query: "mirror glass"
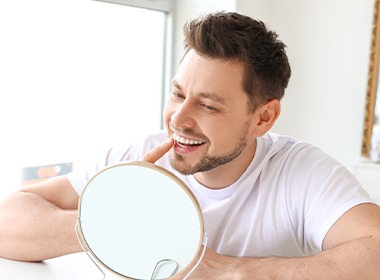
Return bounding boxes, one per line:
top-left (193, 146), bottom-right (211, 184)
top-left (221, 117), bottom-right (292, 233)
top-left (76, 161), bottom-right (205, 279)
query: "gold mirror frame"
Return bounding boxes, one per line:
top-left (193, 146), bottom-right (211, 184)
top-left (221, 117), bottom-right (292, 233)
top-left (362, 0), bottom-right (380, 157)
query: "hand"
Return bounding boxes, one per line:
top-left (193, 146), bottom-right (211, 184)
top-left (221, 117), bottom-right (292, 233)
top-left (142, 137), bottom-right (174, 163)
top-left (172, 247), bottom-right (246, 280)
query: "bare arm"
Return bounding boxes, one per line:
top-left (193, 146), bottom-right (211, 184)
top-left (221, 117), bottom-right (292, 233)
top-left (0, 138), bottom-right (175, 262)
top-left (0, 176), bottom-right (82, 261)
top-left (174, 203), bottom-right (380, 279)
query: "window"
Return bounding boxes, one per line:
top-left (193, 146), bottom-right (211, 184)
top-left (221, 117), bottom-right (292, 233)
top-left (0, 0), bottom-right (172, 194)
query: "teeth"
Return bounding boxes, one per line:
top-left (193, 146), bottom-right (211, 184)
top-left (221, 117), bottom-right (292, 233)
top-left (174, 133), bottom-right (205, 146)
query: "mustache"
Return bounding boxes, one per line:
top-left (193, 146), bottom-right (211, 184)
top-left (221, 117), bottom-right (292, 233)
top-left (169, 123), bottom-right (207, 140)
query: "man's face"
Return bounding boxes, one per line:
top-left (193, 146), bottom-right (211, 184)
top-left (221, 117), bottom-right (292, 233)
top-left (163, 50), bottom-right (258, 175)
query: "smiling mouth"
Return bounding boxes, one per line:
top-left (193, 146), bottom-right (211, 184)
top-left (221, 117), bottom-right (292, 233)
top-left (173, 133), bottom-right (206, 147)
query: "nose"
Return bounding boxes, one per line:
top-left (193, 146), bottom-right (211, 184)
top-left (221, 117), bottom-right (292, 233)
top-left (170, 100), bottom-right (196, 129)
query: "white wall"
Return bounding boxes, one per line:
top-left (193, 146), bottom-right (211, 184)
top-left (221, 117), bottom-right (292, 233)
top-left (0, 1), bottom-right (165, 196)
top-left (172, 0), bottom-right (236, 71)
top-left (174, 0), bottom-right (374, 170)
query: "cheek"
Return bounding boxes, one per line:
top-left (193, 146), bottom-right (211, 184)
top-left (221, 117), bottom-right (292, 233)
top-left (206, 117), bottom-right (251, 148)
top-left (199, 119), bottom-right (231, 148)
top-left (163, 102), bottom-right (172, 124)
top-left (162, 100), bottom-right (183, 132)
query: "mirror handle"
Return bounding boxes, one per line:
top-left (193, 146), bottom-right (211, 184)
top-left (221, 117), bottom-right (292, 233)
top-left (183, 231), bottom-right (209, 280)
top-left (75, 218), bottom-right (106, 280)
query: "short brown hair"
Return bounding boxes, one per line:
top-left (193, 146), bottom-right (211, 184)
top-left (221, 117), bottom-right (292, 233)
top-left (183, 12), bottom-right (291, 111)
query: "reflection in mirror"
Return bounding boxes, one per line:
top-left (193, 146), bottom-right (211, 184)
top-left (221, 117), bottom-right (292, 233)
top-left (75, 161), bottom-right (207, 280)
top-left (363, 0), bottom-right (380, 161)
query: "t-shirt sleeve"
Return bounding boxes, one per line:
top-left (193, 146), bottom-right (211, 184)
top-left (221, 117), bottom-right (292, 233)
top-left (67, 131), bottom-right (168, 195)
top-left (306, 165), bottom-right (372, 250)
top-left (67, 145), bottom-right (136, 195)
top-left (286, 146), bottom-right (373, 252)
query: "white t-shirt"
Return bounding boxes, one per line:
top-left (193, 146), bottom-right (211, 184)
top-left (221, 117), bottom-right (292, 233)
top-left (68, 131), bottom-right (372, 258)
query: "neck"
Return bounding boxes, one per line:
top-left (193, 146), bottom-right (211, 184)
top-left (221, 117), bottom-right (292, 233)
top-left (193, 138), bottom-right (257, 189)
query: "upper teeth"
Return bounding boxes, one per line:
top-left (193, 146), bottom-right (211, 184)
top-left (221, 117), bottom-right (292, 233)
top-left (174, 133), bottom-right (205, 145)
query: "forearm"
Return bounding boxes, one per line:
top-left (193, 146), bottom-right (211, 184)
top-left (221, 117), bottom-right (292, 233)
top-left (0, 191), bottom-right (81, 261)
top-left (225, 237), bottom-right (380, 279)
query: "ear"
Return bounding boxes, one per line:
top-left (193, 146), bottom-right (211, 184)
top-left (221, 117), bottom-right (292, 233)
top-left (252, 99), bottom-right (281, 137)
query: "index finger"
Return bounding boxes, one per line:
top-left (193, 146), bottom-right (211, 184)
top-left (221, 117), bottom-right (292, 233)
top-left (142, 137), bottom-right (174, 163)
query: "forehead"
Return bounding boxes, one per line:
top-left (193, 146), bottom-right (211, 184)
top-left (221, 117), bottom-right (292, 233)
top-left (173, 50), bottom-right (246, 98)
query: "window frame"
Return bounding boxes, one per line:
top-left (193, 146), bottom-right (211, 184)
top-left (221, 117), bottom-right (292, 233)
top-left (94, 0), bottom-right (174, 12)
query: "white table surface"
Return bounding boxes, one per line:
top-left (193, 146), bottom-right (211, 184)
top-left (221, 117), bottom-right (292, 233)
top-left (0, 252), bottom-right (124, 280)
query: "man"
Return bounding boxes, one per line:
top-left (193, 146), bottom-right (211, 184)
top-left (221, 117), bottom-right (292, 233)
top-left (1, 12), bottom-right (380, 279)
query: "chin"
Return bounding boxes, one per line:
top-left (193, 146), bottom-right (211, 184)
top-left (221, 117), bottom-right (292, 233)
top-left (168, 152), bottom-right (197, 175)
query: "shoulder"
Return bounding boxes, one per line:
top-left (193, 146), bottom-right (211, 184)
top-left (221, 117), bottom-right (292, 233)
top-left (258, 132), bottom-right (316, 169)
top-left (260, 132), bottom-right (338, 165)
top-left (260, 132), bottom-right (355, 188)
top-left (258, 132), bottom-right (369, 212)
top-left (68, 131), bottom-right (170, 195)
top-left (258, 132), bottom-right (371, 251)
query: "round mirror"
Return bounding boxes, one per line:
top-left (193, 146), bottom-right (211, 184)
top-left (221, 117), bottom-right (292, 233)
top-left (76, 161), bottom-right (205, 280)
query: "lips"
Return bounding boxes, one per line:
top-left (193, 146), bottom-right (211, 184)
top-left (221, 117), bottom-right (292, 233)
top-left (173, 133), bottom-right (206, 147)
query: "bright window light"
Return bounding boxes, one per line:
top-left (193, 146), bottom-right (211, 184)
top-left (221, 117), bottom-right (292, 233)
top-left (0, 0), bottom-right (167, 193)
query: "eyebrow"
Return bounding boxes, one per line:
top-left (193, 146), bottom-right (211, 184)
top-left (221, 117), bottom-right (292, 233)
top-left (172, 79), bottom-right (226, 105)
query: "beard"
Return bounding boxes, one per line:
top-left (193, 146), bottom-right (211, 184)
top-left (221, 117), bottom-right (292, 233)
top-left (169, 120), bottom-right (251, 175)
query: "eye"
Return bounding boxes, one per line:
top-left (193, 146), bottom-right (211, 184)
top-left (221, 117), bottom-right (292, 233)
top-left (201, 103), bottom-right (218, 111)
top-left (171, 91), bottom-right (185, 100)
